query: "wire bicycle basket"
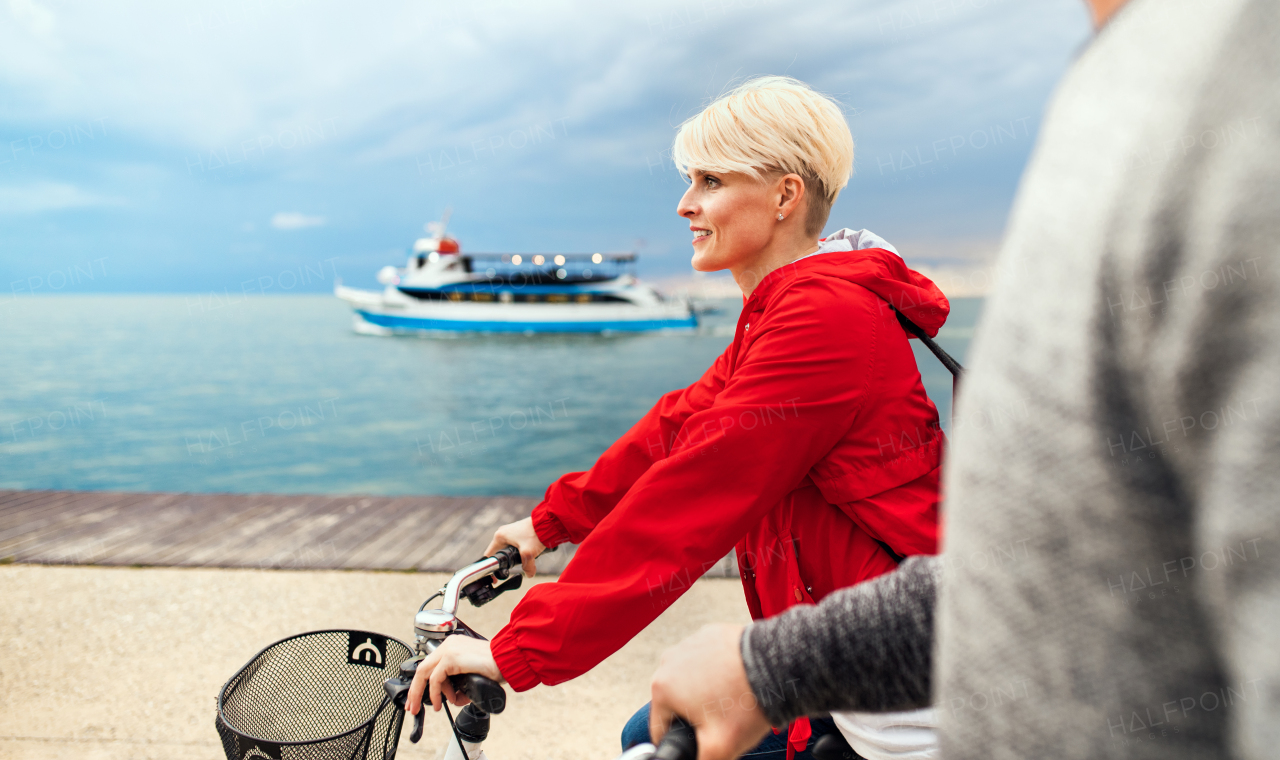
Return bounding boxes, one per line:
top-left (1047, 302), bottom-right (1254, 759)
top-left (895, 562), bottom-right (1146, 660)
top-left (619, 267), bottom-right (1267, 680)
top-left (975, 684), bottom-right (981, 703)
top-left (216, 630), bottom-right (415, 760)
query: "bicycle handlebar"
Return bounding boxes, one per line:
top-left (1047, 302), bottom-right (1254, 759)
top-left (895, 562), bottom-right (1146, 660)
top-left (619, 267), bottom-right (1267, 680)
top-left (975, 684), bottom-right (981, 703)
top-left (618, 718), bottom-right (698, 760)
top-left (389, 546), bottom-right (528, 743)
top-left (445, 547), bottom-right (517, 714)
top-left (652, 718), bottom-right (697, 760)
top-left (439, 545), bottom-right (525, 613)
top-left (449, 672), bottom-right (507, 714)
top-left (492, 544), bottom-right (522, 575)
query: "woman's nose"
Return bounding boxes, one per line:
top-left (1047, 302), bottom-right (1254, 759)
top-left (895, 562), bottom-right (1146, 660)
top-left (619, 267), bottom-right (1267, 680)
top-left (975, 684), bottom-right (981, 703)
top-left (676, 186), bottom-right (697, 218)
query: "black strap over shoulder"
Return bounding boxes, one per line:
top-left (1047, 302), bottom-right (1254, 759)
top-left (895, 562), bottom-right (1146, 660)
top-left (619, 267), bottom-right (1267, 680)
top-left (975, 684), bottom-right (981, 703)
top-left (875, 539), bottom-right (907, 565)
top-left (873, 308), bottom-right (964, 567)
top-left (891, 307), bottom-right (964, 379)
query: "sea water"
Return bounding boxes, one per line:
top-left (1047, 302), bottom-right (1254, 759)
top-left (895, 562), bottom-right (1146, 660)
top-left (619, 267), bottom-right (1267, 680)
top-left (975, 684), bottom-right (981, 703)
top-left (0, 295), bottom-right (980, 496)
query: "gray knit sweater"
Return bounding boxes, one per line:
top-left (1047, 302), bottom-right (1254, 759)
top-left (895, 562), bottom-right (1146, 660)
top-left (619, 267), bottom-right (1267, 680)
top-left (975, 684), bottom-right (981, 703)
top-left (742, 555), bottom-right (939, 718)
top-left (742, 0), bottom-right (1280, 757)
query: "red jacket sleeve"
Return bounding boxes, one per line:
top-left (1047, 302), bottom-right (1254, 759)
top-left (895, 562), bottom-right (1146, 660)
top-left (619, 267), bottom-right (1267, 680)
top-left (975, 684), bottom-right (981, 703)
top-left (491, 277), bottom-right (883, 690)
top-left (531, 345), bottom-right (733, 547)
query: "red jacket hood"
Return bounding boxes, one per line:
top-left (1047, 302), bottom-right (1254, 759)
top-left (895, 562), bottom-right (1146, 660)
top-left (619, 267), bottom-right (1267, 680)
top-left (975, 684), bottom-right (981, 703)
top-left (749, 247), bottom-right (951, 337)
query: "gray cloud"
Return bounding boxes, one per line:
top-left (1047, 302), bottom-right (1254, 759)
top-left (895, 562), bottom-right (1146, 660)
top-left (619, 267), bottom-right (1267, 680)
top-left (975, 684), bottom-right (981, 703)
top-left (0, 0), bottom-right (1091, 292)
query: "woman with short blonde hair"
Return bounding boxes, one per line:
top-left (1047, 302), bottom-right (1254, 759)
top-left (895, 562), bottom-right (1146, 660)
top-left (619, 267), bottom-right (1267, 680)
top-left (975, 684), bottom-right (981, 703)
top-left (673, 75), bottom-right (854, 237)
top-left (410, 76), bottom-right (950, 759)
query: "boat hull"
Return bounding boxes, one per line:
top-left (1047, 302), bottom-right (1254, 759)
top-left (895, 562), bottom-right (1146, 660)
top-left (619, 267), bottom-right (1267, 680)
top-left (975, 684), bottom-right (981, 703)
top-left (338, 286), bottom-right (697, 335)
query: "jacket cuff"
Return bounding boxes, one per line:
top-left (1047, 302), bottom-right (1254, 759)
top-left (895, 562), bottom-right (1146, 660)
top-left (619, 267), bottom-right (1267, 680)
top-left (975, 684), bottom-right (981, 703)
top-left (490, 625), bottom-right (542, 692)
top-left (531, 503), bottom-right (572, 548)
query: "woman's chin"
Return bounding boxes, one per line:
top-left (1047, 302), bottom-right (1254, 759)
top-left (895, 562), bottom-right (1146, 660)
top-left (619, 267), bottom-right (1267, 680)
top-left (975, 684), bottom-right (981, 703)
top-left (690, 250), bottom-right (726, 272)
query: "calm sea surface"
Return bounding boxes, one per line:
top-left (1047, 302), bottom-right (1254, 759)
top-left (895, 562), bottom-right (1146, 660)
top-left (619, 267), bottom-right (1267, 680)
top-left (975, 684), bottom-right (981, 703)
top-left (0, 295), bottom-right (982, 497)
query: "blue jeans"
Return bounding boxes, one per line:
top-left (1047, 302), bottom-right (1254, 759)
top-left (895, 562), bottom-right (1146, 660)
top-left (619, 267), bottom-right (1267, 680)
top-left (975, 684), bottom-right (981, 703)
top-left (621, 703), bottom-right (840, 759)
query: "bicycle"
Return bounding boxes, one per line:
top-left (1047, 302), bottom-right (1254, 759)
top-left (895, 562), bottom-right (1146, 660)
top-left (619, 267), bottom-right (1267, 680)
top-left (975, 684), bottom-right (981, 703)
top-left (216, 545), bottom-right (697, 760)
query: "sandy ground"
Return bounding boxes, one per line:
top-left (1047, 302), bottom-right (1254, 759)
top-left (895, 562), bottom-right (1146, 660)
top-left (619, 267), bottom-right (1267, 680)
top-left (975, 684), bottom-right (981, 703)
top-left (0, 564), bottom-right (751, 760)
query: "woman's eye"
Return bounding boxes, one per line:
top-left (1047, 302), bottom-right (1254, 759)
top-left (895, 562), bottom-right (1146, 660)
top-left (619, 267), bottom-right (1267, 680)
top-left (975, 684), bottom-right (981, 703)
top-left (704, 176), bottom-right (720, 188)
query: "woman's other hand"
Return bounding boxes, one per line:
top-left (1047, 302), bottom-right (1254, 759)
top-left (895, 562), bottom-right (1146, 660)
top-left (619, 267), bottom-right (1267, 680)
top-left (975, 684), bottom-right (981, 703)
top-left (405, 636), bottom-right (504, 715)
top-left (485, 516), bottom-right (546, 577)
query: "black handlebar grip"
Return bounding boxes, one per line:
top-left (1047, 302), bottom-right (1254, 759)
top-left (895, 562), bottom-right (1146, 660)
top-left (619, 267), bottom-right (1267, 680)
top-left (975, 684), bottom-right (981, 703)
top-left (653, 717), bottom-right (697, 760)
top-left (449, 672), bottom-right (507, 714)
top-left (493, 545), bottom-right (522, 578)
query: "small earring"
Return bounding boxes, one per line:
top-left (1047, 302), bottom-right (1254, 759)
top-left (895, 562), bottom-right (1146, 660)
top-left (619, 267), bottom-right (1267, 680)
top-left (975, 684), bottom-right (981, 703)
top-left (777, 213), bottom-right (784, 221)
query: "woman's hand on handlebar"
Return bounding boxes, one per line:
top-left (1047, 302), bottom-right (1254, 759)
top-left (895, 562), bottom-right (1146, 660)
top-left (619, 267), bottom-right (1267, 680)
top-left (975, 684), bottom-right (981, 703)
top-left (485, 517), bottom-right (546, 578)
top-left (406, 636), bottom-right (503, 716)
top-left (649, 623), bottom-right (772, 760)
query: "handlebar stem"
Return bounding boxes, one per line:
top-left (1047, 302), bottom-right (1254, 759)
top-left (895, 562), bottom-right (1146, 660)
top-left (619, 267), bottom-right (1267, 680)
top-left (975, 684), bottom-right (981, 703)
top-left (414, 609), bottom-right (458, 653)
top-left (439, 556), bottom-right (502, 614)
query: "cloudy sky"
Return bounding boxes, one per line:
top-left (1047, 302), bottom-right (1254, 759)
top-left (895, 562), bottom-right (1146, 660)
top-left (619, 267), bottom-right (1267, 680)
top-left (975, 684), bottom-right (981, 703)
top-left (0, 0), bottom-right (1091, 295)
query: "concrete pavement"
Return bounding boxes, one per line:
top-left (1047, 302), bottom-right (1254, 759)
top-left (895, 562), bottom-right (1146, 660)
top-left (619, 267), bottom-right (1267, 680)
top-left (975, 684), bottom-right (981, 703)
top-left (0, 564), bottom-right (751, 760)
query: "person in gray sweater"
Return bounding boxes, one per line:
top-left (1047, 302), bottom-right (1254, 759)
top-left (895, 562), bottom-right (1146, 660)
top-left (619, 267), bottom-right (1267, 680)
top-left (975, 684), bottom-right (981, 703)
top-left (647, 0), bottom-right (1280, 757)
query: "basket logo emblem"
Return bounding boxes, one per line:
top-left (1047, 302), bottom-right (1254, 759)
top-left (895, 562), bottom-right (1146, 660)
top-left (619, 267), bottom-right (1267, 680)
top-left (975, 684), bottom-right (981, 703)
top-left (353, 639), bottom-right (382, 664)
top-left (347, 632), bottom-right (388, 668)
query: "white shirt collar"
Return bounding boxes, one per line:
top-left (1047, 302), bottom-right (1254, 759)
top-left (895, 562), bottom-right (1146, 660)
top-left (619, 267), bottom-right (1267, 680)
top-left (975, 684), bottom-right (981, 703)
top-left (797, 228), bottom-right (901, 261)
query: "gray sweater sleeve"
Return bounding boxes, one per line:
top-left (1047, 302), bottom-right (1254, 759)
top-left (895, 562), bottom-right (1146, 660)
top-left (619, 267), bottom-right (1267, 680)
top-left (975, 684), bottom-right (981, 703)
top-left (740, 555), bottom-right (939, 726)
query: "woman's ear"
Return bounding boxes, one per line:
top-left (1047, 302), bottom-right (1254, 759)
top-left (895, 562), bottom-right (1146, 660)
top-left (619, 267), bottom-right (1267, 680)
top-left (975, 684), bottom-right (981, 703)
top-left (778, 173), bottom-right (807, 220)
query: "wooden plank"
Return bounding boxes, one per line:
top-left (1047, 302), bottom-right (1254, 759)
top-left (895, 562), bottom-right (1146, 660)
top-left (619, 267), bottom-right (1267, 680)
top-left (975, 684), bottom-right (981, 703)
top-left (131, 492), bottom-right (298, 566)
top-left (0, 490), bottom-right (93, 531)
top-left (176, 494), bottom-right (325, 567)
top-left (392, 497), bottom-right (491, 571)
top-left (91, 492), bottom-right (273, 566)
top-left (302, 496), bottom-right (435, 570)
top-left (337, 497), bottom-right (458, 570)
top-left (376, 497), bottom-right (481, 570)
top-left (13, 492), bottom-right (184, 564)
top-left (0, 489), bottom-right (107, 530)
top-left (0, 490), bottom-right (635, 577)
top-left (280, 495), bottom-right (401, 569)
top-left (0, 488), bottom-right (58, 512)
top-left (0, 489), bottom-right (68, 516)
top-left (325, 496), bottom-right (437, 569)
top-left (418, 497), bottom-right (531, 571)
top-left (213, 494), bottom-right (405, 569)
top-left (217, 491), bottom-right (360, 568)
top-left (21, 491), bottom-right (189, 562)
top-left (0, 491), bottom-right (150, 556)
top-left (103, 492), bottom-right (283, 566)
top-left (0, 489), bottom-right (144, 539)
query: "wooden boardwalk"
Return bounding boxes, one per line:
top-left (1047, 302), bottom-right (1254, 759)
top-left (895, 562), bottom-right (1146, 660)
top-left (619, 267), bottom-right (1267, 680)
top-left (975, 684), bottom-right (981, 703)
top-left (0, 490), bottom-right (740, 577)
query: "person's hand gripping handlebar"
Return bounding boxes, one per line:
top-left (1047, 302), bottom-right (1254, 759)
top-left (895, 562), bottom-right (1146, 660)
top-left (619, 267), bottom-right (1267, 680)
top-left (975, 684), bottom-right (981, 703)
top-left (616, 717), bottom-right (698, 760)
top-left (485, 516), bottom-right (547, 578)
top-left (383, 545), bottom-right (526, 743)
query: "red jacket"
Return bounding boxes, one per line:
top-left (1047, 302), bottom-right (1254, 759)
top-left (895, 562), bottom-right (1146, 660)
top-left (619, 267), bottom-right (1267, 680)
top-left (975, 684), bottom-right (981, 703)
top-left (490, 247), bottom-right (949, 692)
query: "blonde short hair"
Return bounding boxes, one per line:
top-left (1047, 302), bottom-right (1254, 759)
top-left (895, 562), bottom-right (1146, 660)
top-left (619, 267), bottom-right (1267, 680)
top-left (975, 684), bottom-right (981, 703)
top-left (672, 76), bottom-right (855, 236)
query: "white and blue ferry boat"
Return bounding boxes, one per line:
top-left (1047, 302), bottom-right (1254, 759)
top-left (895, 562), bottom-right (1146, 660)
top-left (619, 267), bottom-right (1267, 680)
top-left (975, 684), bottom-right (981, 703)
top-left (335, 218), bottom-right (697, 335)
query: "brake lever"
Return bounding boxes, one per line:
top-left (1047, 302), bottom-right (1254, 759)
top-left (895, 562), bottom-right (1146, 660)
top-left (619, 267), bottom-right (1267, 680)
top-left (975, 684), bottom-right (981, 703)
top-left (410, 702), bottom-right (426, 744)
top-left (383, 661), bottom-right (427, 743)
top-left (459, 543), bottom-right (555, 607)
top-left (383, 644), bottom-right (508, 747)
top-left (460, 572), bottom-right (523, 607)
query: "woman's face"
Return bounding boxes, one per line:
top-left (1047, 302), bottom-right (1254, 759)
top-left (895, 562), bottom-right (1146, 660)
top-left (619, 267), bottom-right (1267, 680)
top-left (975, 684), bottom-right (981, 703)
top-left (677, 169), bottom-right (779, 274)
